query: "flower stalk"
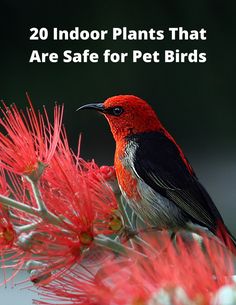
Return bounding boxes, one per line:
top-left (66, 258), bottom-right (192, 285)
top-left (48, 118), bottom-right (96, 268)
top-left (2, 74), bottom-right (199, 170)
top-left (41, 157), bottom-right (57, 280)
top-left (94, 234), bottom-right (147, 257)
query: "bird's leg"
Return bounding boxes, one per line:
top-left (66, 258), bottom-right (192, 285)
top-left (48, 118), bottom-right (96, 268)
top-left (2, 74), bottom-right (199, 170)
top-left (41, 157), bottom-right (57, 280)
top-left (119, 226), bottom-right (138, 243)
top-left (170, 231), bottom-right (176, 242)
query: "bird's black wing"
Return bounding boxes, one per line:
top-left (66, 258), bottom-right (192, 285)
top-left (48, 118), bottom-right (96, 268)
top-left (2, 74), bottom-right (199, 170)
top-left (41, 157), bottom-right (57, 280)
top-left (127, 131), bottom-right (223, 232)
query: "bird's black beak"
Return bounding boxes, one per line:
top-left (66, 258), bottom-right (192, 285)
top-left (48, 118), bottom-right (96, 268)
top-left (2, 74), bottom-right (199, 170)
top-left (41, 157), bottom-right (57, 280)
top-left (76, 103), bottom-right (105, 113)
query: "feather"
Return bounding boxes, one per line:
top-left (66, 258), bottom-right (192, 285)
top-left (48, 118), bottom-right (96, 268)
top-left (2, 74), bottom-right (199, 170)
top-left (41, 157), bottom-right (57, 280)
top-left (125, 131), bottom-right (223, 233)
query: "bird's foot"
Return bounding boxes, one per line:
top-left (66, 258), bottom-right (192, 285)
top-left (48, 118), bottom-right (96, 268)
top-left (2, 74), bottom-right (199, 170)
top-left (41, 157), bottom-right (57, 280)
top-left (120, 226), bottom-right (138, 242)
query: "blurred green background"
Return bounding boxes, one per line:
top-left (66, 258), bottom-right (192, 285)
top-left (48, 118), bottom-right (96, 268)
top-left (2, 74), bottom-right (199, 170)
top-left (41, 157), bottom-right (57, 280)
top-left (0, 1), bottom-right (235, 236)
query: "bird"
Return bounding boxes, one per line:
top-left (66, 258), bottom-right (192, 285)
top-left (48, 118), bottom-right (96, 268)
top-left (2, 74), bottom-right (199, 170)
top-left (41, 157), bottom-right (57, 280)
top-left (78, 95), bottom-right (236, 250)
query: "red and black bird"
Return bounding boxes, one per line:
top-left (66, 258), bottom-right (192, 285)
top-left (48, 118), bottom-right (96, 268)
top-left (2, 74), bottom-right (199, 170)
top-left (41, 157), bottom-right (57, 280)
top-left (79, 95), bottom-right (236, 249)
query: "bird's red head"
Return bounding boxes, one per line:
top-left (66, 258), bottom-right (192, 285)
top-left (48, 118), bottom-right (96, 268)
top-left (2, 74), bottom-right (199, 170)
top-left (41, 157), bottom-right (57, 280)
top-left (78, 95), bottom-right (162, 141)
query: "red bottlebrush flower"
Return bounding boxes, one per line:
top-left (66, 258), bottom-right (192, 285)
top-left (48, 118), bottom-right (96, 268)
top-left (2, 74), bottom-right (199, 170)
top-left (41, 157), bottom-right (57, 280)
top-left (0, 125), bottom-right (121, 285)
top-left (99, 165), bottom-right (117, 183)
top-left (0, 216), bottom-right (15, 249)
top-left (33, 265), bottom-right (101, 305)
top-left (0, 95), bottom-right (63, 176)
top-left (0, 169), bottom-right (22, 286)
top-left (41, 131), bottom-right (121, 238)
top-left (90, 165), bottom-right (120, 195)
top-left (35, 232), bottom-right (235, 305)
top-left (0, 169), bottom-right (15, 249)
top-left (25, 156), bottom-right (120, 283)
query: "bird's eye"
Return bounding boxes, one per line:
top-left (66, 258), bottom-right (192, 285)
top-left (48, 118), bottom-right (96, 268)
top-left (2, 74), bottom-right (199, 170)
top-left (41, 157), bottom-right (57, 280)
top-left (112, 107), bottom-right (124, 116)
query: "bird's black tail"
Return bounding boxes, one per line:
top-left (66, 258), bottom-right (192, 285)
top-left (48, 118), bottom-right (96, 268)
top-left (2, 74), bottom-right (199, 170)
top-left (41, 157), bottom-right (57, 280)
top-left (218, 223), bottom-right (236, 256)
top-left (227, 229), bottom-right (236, 255)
